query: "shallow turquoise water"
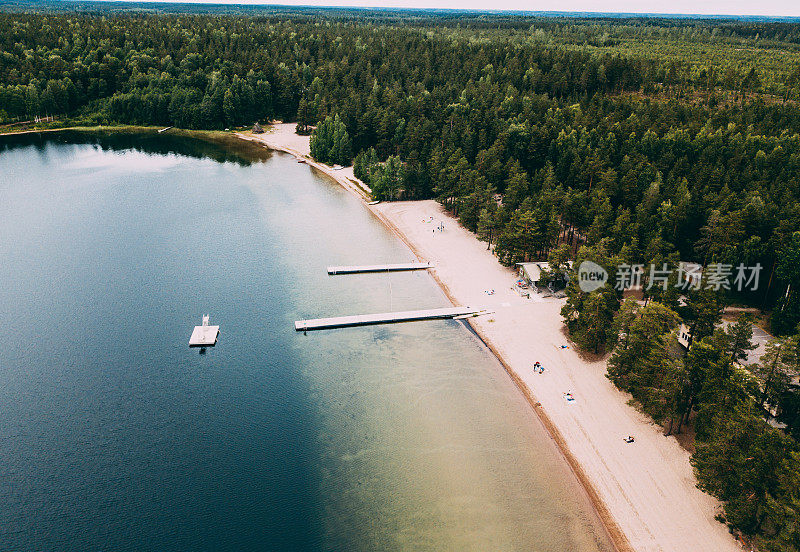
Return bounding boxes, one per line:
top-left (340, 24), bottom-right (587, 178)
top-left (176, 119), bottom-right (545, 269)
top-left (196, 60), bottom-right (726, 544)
top-left (0, 132), bottom-right (613, 552)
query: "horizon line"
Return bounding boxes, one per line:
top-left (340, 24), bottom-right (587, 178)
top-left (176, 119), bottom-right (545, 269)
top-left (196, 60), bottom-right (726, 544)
top-left (49, 0), bottom-right (800, 20)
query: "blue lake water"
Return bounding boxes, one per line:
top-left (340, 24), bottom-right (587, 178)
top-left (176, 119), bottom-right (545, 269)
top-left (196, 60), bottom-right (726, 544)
top-left (0, 131), bottom-right (613, 551)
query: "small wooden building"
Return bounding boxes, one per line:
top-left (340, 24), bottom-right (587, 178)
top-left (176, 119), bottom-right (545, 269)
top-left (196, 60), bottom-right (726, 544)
top-left (517, 261), bottom-right (572, 288)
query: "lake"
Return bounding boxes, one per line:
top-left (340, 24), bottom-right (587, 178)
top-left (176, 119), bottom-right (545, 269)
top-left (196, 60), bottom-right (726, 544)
top-left (0, 131), bottom-right (613, 551)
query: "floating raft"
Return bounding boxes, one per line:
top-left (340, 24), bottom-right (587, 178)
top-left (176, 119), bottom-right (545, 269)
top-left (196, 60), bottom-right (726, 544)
top-left (295, 306), bottom-right (479, 331)
top-left (189, 315), bottom-right (219, 347)
top-left (327, 262), bottom-right (432, 275)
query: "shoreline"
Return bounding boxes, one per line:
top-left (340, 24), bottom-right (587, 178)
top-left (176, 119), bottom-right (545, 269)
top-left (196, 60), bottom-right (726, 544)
top-left (0, 124), bottom-right (172, 137)
top-left (234, 125), bottom-right (372, 200)
top-left (240, 124), bottom-right (742, 552)
top-left (241, 124), bottom-right (630, 550)
top-left (368, 206), bottom-right (629, 552)
top-left (367, 203), bottom-right (740, 552)
top-left (0, 125), bottom-right (272, 159)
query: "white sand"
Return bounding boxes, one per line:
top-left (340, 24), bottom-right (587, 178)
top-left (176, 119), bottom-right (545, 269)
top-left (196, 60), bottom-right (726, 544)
top-left (244, 122), bottom-right (312, 156)
top-left (237, 125), bottom-right (743, 552)
top-left (370, 201), bottom-right (743, 552)
top-left (236, 123), bottom-right (369, 199)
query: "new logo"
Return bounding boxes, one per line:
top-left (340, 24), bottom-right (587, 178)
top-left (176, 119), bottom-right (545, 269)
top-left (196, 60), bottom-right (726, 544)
top-left (578, 261), bottom-right (608, 293)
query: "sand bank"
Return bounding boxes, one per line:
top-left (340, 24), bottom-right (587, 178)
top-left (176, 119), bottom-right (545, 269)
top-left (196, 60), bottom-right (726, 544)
top-left (371, 202), bottom-right (742, 552)
top-left (235, 123), bottom-right (370, 199)
top-left (239, 124), bottom-right (743, 552)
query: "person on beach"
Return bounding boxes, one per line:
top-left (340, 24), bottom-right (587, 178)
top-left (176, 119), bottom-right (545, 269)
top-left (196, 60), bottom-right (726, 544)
top-left (624, 436), bottom-right (635, 443)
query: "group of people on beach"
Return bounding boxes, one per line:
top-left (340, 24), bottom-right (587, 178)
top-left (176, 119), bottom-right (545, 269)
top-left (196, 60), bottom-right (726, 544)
top-left (425, 216), bottom-right (445, 235)
top-left (532, 361), bottom-right (544, 374)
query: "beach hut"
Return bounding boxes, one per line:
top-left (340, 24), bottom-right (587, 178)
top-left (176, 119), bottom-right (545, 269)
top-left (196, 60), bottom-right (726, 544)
top-left (252, 122), bottom-right (264, 134)
top-left (517, 262), bottom-right (542, 286)
top-left (517, 261), bottom-right (572, 289)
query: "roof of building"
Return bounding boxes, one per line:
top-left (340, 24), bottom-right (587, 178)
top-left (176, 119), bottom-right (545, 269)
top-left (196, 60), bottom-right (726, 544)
top-left (516, 261), bottom-right (573, 282)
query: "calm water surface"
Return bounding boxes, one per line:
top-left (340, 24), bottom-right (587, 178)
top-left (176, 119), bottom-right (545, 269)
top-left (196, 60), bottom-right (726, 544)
top-left (0, 132), bottom-right (613, 551)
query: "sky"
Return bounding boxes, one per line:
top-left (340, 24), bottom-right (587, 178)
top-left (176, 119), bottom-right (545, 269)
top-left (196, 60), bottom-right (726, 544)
top-left (99, 0), bottom-right (800, 17)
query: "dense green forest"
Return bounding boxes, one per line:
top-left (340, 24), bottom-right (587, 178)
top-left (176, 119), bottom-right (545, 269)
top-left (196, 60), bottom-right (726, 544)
top-left (1, 5), bottom-right (800, 550)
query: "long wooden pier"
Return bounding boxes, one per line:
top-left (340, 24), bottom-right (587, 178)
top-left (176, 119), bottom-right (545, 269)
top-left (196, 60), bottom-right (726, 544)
top-left (295, 306), bottom-right (478, 331)
top-left (327, 262), bottom-right (431, 275)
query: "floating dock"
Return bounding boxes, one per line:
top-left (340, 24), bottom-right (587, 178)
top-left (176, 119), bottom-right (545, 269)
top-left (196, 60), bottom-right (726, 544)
top-left (327, 262), bottom-right (432, 275)
top-left (295, 306), bottom-right (479, 331)
top-left (189, 314), bottom-right (219, 347)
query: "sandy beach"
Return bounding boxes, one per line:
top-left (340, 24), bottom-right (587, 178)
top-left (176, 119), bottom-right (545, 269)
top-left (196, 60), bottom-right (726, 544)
top-left (235, 123), bottom-right (370, 199)
top-left (242, 125), bottom-right (742, 552)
